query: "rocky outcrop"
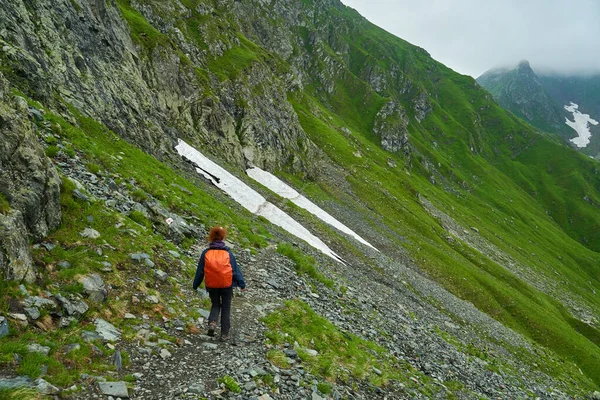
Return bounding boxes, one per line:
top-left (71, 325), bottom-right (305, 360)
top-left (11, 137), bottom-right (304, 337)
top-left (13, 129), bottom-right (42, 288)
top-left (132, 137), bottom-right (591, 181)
top-left (0, 73), bottom-right (61, 282)
top-left (373, 100), bottom-right (410, 154)
top-left (0, 0), bottom-right (321, 176)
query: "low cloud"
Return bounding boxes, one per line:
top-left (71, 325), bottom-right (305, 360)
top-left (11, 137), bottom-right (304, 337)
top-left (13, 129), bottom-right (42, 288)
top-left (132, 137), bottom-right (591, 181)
top-left (341, 0), bottom-right (600, 77)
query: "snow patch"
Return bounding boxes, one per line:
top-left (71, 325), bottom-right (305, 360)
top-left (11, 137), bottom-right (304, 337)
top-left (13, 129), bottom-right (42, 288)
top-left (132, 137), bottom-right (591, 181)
top-left (247, 167), bottom-right (377, 251)
top-left (564, 102), bottom-right (598, 148)
top-left (175, 139), bottom-right (343, 263)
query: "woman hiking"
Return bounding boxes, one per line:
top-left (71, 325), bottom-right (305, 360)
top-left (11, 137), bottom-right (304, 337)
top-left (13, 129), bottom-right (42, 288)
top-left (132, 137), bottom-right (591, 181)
top-left (193, 226), bottom-right (246, 341)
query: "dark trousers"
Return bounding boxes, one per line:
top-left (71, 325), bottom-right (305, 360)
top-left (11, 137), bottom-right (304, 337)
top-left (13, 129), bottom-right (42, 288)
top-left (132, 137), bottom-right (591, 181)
top-left (207, 287), bottom-right (233, 334)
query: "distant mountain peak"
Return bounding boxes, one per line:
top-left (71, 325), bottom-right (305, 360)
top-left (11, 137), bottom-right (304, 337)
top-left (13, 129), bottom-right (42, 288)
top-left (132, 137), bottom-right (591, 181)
top-left (517, 60), bottom-right (534, 74)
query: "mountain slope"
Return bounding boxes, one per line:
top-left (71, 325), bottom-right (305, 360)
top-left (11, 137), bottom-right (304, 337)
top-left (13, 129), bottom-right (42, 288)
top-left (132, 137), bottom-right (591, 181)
top-left (0, 0), bottom-right (600, 397)
top-left (478, 61), bottom-right (600, 158)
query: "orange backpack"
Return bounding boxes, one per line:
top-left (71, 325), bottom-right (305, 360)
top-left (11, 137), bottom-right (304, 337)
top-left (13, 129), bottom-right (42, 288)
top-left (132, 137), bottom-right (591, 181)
top-left (204, 249), bottom-right (233, 288)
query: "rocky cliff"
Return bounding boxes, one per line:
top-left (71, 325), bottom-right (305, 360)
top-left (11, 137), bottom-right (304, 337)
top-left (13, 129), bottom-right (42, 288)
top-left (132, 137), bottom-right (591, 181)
top-left (0, 73), bottom-right (61, 282)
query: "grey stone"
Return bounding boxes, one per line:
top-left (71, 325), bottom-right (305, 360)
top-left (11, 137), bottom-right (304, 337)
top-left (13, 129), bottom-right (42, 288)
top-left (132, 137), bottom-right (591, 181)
top-left (55, 293), bottom-right (88, 316)
top-left (302, 348), bottom-right (318, 357)
top-left (114, 349), bottom-right (123, 370)
top-left (198, 309), bottom-right (210, 319)
top-left (19, 284), bottom-right (28, 295)
top-left (28, 343), bottom-right (50, 356)
top-left (124, 313), bottom-right (136, 319)
top-left (266, 279), bottom-right (280, 289)
top-left (130, 253), bottom-right (150, 261)
top-left (0, 376), bottom-right (32, 389)
top-left (244, 381), bottom-right (257, 391)
top-left (41, 243), bottom-right (56, 251)
top-left (372, 367), bottom-right (382, 376)
top-left (64, 343), bottom-right (81, 353)
top-left (144, 258), bottom-right (155, 268)
top-left (33, 378), bottom-right (59, 394)
top-left (592, 391), bottom-right (600, 400)
top-left (95, 318), bottom-right (121, 341)
top-left (0, 316), bottom-right (8, 337)
top-left (80, 228), bottom-right (100, 239)
top-left (284, 349), bottom-right (298, 358)
top-left (57, 260), bottom-right (72, 269)
top-left (160, 349), bottom-right (172, 359)
top-left (154, 269), bottom-right (168, 281)
top-left (73, 189), bottom-right (90, 202)
top-left (0, 211), bottom-right (35, 282)
top-left (146, 295), bottom-right (159, 304)
top-left (188, 381), bottom-right (205, 394)
top-left (81, 330), bottom-right (103, 342)
top-left (23, 296), bottom-right (56, 309)
top-left (312, 392), bottom-right (326, 400)
top-left (81, 273), bottom-right (108, 302)
top-left (202, 343), bottom-right (218, 350)
top-left (24, 307), bottom-right (40, 320)
top-left (168, 250), bottom-right (181, 258)
top-left (98, 381), bottom-right (129, 398)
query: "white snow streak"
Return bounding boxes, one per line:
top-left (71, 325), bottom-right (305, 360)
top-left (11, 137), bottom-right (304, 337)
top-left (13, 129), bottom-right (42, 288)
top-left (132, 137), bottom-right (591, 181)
top-left (175, 139), bottom-right (343, 263)
top-left (564, 102), bottom-right (598, 148)
top-left (247, 167), bottom-right (378, 251)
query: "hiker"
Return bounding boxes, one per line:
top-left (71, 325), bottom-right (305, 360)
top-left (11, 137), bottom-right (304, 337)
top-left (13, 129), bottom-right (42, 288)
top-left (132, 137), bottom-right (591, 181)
top-left (193, 226), bottom-right (246, 341)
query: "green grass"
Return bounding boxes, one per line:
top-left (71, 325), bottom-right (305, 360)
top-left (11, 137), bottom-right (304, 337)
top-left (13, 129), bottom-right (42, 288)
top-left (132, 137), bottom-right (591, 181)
top-left (45, 145), bottom-right (59, 158)
top-left (276, 243), bottom-right (334, 288)
top-left (0, 388), bottom-right (41, 400)
top-left (115, 0), bottom-right (170, 55)
top-left (217, 375), bottom-right (241, 393)
top-left (263, 300), bottom-right (401, 385)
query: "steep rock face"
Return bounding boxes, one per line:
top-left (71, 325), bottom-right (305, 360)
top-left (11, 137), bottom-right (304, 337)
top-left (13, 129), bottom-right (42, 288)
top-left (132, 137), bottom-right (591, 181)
top-left (477, 61), bottom-right (565, 133)
top-left (0, 0), bottom-right (320, 175)
top-left (0, 74), bottom-right (61, 281)
top-left (229, 0), bottom-right (433, 156)
top-left (373, 100), bottom-right (409, 154)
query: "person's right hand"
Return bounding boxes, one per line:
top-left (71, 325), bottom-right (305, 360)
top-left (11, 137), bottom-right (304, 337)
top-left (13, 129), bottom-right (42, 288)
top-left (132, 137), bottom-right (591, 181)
top-left (241, 288), bottom-right (247, 292)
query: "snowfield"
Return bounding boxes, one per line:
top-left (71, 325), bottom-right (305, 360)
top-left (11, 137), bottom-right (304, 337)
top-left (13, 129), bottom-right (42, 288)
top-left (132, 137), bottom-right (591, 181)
top-left (175, 139), bottom-right (344, 263)
top-left (564, 102), bottom-right (598, 148)
top-left (247, 167), bottom-right (377, 251)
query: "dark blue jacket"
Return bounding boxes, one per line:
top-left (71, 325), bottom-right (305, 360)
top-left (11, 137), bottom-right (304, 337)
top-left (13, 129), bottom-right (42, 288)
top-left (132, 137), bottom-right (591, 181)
top-left (193, 241), bottom-right (246, 290)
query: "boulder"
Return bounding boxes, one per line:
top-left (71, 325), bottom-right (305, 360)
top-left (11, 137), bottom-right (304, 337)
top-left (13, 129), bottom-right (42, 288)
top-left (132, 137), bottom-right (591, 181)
top-left (55, 294), bottom-right (88, 317)
top-left (0, 376), bottom-right (32, 390)
top-left (95, 318), bottom-right (121, 342)
top-left (98, 381), bottom-right (129, 398)
top-left (32, 378), bottom-right (59, 395)
top-left (81, 274), bottom-right (107, 302)
top-left (0, 211), bottom-right (35, 282)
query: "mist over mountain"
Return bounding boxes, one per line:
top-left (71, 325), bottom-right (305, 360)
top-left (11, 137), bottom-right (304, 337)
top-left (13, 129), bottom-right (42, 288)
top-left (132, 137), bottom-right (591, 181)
top-left (478, 60), bottom-right (600, 158)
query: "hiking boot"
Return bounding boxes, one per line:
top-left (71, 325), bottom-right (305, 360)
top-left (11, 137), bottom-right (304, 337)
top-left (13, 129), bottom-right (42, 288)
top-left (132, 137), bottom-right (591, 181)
top-left (219, 333), bottom-right (231, 342)
top-left (207, 321), bottom-right (217, 337)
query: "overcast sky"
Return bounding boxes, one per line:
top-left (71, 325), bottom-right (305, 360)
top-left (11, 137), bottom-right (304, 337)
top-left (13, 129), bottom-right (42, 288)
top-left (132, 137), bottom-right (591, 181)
top-left (340, 0), bottom-right (600, 78)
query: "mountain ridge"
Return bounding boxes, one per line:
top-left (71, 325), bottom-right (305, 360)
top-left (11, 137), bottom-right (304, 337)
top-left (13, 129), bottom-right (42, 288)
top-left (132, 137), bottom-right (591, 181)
top-left (477, 60), bottom-right (600, 158)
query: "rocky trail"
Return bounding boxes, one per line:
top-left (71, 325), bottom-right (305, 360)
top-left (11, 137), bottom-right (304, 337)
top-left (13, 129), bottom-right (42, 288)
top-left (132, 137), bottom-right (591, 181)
top-left (61, 241), bottom-right (580, 400)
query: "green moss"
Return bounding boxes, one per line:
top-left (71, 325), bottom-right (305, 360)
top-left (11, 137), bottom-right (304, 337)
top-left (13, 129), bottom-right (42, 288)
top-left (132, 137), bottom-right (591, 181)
top-left (0, 193), bottom-right (10, 214)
